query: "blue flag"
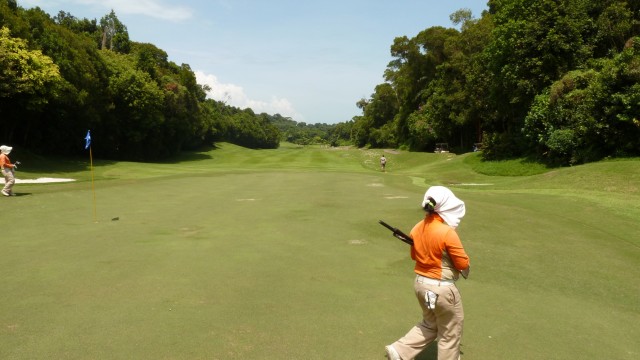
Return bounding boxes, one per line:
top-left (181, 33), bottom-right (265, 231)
top-left (84, 130), bottom-right (91, 150)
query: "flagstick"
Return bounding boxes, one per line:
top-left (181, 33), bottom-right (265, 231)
top-left (89, 145), bottom-right (97, 222)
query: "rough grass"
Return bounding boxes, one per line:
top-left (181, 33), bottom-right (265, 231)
top-left (1, 144), bottom-right (638, 359)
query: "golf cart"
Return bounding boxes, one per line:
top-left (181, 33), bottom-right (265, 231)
top-left (434, 143), bottom-right (449, 153)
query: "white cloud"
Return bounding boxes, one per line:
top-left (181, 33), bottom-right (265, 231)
top-left (24, 0), bottom-right (193, 22)
top-left (104, 0), bottom-right (193, 21)
top-left (195, 71), bottom-right (304, 121)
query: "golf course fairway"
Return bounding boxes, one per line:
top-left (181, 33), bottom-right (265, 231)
top-left (1, 143), bottom-right (638, 359)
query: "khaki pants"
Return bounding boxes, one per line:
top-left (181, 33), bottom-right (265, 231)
top-left (392, 277), bottom-right (464, 360)
top-left (2, 168), bottom-right (15, 194)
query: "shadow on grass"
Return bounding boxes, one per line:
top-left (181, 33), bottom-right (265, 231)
top-left (150, 144), bottom-right (219, 164)
top-left (11, 149), bottom-right (118, 175)
top-left (413, 341), bottom-right (467, 360)
top-left (463, 152), bottom-right (553, 176)
top-left (11, 145), bottom-right (222, 174)
top-left (415, 342), bottom-right (438, 360)
top-left (154, 152), bottom-right (213, 164)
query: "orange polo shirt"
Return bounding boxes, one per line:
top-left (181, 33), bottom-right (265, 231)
top-left (410, 214), bottom-right (469, 281)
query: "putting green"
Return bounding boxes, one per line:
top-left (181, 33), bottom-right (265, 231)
top-left (0, 144), bottom-right (638, 359)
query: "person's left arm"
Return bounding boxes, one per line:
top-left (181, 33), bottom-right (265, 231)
top-left (445, 230), bottom-right (469, 271)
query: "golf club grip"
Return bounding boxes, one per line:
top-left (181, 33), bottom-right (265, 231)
top-left (378, 220), bottom-right (414, 246)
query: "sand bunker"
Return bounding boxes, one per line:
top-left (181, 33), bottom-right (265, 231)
top-left (1, 178), bottom-right (76, 184)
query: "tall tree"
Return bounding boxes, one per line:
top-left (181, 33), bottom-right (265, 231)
top-left (415, 10), bottom-right (493, 151)
top-left (0, 26), bottom-right (61, 143)
top-left (99, 10), bottom-right (130, 53)
top-left (5, 0), bottom-right (16, 11)
top-left (53, 11), bottom-right (99, 36)
top-left (484, 0), bottom-right (593, 144)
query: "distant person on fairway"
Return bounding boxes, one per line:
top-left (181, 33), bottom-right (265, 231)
top-left (1, 145), bottom-right (19, 196)
top-left (385, 186), bottom-right (470, 360)
top-left (380, 154), bottom-right (387, 172)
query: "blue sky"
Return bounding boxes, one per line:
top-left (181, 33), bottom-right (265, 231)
top-left (21, 0), bottom-right (488, 124)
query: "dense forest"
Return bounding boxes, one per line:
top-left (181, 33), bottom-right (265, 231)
top-left (0, 0), bottom-right (281, 160)
top-left (2, 0), bottom-right (640, 165)
top-left (354, 0), bottom-right (640, 165)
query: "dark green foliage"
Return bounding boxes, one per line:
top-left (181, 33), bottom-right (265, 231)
top-left (223, 109), bottom-right (280, 149)
top-left (0, 3), bottom-right (286, 160)
top-left (523, 38), bottom-right (640, 165)
top-left (269, 115), bottom-right (344, 146)
top-left (349, 0), bottom-right (640, 165)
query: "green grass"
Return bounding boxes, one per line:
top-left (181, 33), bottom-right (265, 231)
top-left (463, 152), bottom-right (551, 176)
top-left (1, 144), bottom-right (639, 359)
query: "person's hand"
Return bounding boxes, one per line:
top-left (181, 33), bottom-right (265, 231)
top-left (460, 266), bottom-right (470, 279)
top-left (13, 164), bottom-right (17, 170)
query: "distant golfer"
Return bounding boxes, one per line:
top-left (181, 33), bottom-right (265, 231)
top-left (380, 154), bottom-right (387, 172)
top-left (1, 145), bottom-right (18, 196)
top-left (385, 186), bottom-right (470, 360)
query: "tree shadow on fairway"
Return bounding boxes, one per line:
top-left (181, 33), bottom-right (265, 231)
top-left (10, 150), bottom-right (118, 175)
top-left (154, 144), bottom-right (217, 164)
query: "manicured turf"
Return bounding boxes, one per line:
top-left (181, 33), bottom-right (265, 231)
top-left (1, 143), bottom-right (638, 359)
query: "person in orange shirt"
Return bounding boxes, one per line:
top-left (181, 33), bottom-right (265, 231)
top-left (385, 186), bottom-right (470, 360)
top-left (1, 145), bottom-right (19, 196)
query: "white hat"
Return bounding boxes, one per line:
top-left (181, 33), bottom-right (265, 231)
top-left (422, 186), bottom-right (466, 229)
top-left (0, 145), bottom-right (12, 154)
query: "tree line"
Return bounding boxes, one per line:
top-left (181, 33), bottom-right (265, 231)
top-left (352, 0), bottom-right (640, 165)
top-left (0, 0), bottom-right (279, 161)
top-left (2, 0), bottom-right (639, 166)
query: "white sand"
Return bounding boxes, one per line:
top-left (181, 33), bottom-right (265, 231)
top-left (1, 178), bottom-right (76, 184)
